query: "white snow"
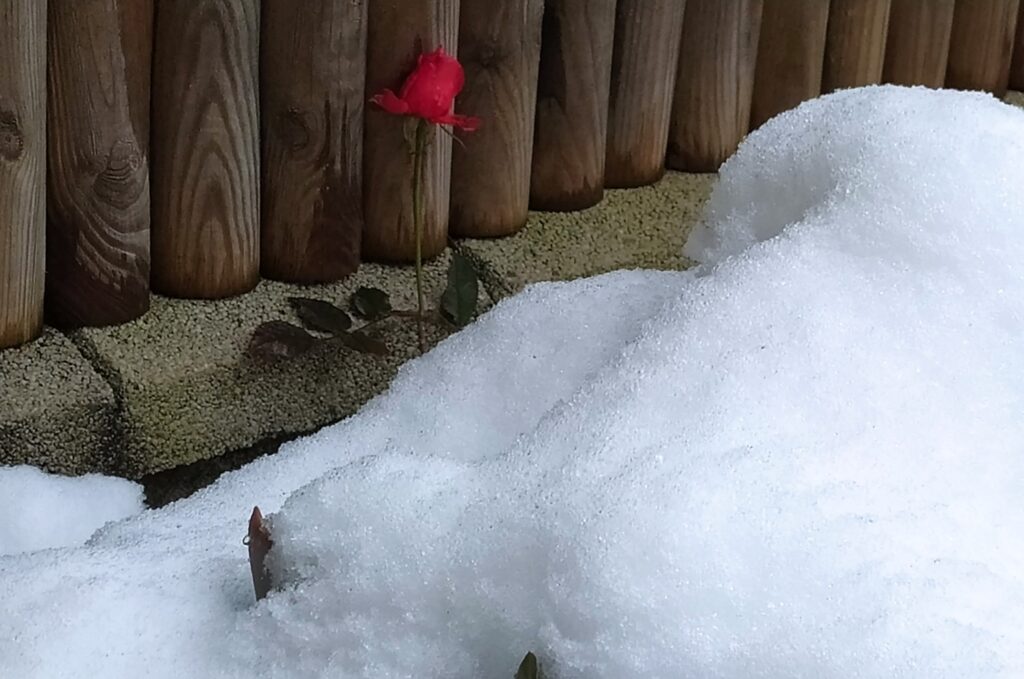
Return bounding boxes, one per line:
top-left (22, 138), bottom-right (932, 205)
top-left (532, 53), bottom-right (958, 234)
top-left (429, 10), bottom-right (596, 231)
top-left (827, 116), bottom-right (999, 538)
top-left (2, 85), bottom-right (1023, 678)
top-left (0, 465), bottom-right (144, 556)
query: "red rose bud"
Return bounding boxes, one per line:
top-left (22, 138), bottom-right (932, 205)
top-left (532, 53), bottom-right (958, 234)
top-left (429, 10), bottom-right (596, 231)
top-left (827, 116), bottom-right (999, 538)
top-left (371, 46), bottom-right (481, 131)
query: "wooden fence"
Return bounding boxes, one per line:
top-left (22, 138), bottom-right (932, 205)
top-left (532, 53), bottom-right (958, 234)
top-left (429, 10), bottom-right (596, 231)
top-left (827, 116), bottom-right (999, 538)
top-left (1, 0), bottom-right (1022, 349)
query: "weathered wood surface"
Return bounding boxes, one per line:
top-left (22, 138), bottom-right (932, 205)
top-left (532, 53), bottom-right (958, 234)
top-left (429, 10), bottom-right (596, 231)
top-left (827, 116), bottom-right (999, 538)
top-left (260, 0), bottom-right (366, 282)
top-left (46, 0), bottom-right (152, 328)
top-left (882, 0), bottom-right (955, 88)
top-left (529, 0), bottom-right (617, 211)
top-left (668, 0), bottom-right (763, 172)
top-left (449, 0), bottom-right (544, 237)
top-left (150, 0), bottom-right (261, 298)
top-left (947, 0), bottom-right (1021, 96)
top-left (363, 0), bottom-right (459, 262)
top-left (118, 0), bottom-right (155, 145)
top-left (1010, 0), bottom-right (1024, 90)
top-left (0, 0), bottom-right (46, 348)
top-left (822, 0), bottom-right (892, 93)
top-left (750, 0), bottom-right (830, 129)
top-left (605, 0), bottom-right (687, 189)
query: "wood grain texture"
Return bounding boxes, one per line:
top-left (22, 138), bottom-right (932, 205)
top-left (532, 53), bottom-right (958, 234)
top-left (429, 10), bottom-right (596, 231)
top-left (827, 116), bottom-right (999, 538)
top-left (750, 0), bottom-right (830, 130)
top-left (449, 0), bottom-right (544, 237)
top-left (529, 0), bottom-right (617, 211)
top-left (0, 0), bottom-right (45, 349)
top-left (362, 0), bottom-right (459, 263)
top-left (822, 0), bottom-right (892, 92)
top-left (947, 0), bottom-right (1021, 96)
top-left (261, 0), bottom-right (366, 282)
top-left (119, 0), bottom-right (154, 143)
top-left (46, 0), bottom-right (152, 328)
top-left (882, 0), bottom-right (954, 87)
top-left (1010, 0), bottom-right (1024, 90)
top-left (668, 0), bottom-right (763, 172)
top-left (150, 0), bottom-right (260, 298)
top-left (605, 0), bottom-right (687, 189)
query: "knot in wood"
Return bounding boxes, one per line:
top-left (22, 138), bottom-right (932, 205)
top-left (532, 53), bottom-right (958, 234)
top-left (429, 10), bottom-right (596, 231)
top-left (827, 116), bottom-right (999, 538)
top-left (474, 41), bottom-right (507, 71)
top-left (278, 108), bottom-right (313, 152)
top-left (0, 111), bottom-right (24, 161)
top-left (93, 138), bottom-right (146, 209)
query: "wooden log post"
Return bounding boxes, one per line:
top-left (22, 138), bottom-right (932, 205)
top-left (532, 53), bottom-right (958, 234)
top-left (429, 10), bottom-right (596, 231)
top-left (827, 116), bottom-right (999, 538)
top-left (363, 0), bottom-right (459, 262)
top-left (605, 0), bottom-right (688, 189)
top-left (46, 0), bottom-right (153, 328)
top-left (260, 0), bottom-right (366, 283)
top-left (151, 0), bottom-right (260, 298)
top-left (882, 0), bottom-right (955, 88)
top-left (449, 0), bottom-right (544, 237)
top-left (0, 0), bottom-right (45, 349)
top-left (529, 0), bottom-right (617, 211)
top-left (750, 0), bottom-right (830, 130)
top-left (947, 0), bottom-right (1021, 96)
top-left (119, 0), bottom-right (154, 141)
top-left (822, 0), bottom-right (892, 93)
top-left (668, 0), bottom-right (764, 172)
top-left (1010, 0), bottom-right (1024, 90)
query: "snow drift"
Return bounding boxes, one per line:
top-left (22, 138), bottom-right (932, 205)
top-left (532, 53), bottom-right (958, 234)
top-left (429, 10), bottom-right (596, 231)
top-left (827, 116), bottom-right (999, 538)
top-left (0, 465), bottom-right (143, 556)
top-left (2, 85), bottom-right (1022, 678)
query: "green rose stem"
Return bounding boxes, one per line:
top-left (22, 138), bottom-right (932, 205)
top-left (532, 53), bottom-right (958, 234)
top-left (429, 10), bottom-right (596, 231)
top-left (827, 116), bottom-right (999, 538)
top-left (411, 119), bottom-right (429, 354)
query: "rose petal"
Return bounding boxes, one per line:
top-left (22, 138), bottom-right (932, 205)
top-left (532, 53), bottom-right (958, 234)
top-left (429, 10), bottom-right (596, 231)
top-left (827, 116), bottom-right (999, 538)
top-left (398, 45), bottom-right (467, 120)
top-left (432, 113), bottom-right (482, 132)
top-left (370, 89), bottom-right (410, 116)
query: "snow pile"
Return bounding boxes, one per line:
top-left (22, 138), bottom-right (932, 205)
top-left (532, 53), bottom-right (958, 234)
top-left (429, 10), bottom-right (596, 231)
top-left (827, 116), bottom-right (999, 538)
top-left (0, 465), bottom-right (144, 556)
top-left (1, 85), bottom-right (1023, 678)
